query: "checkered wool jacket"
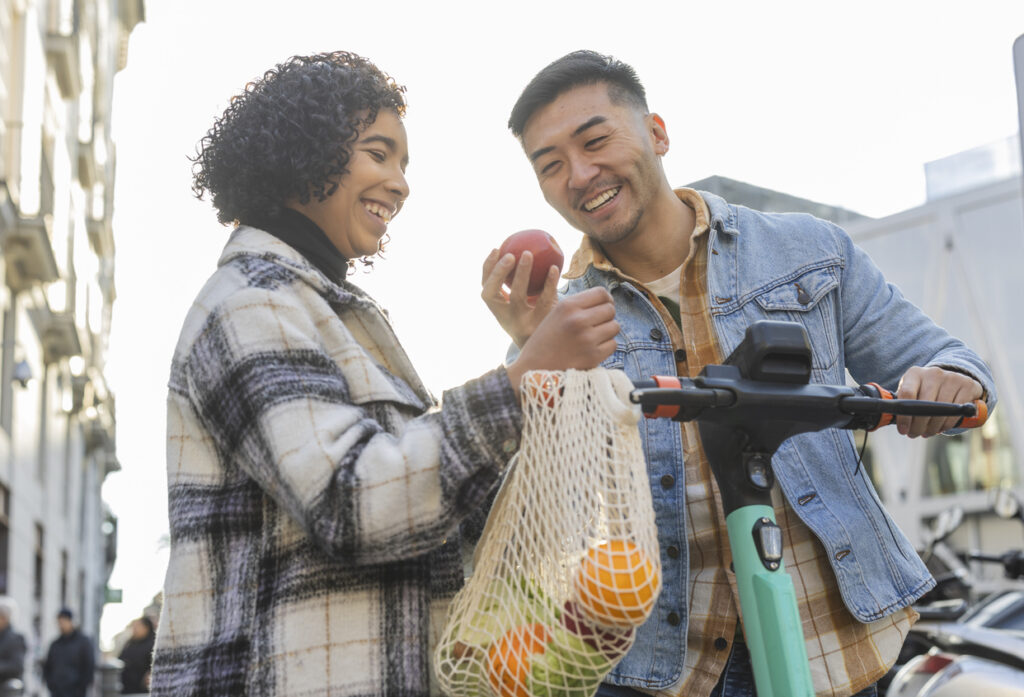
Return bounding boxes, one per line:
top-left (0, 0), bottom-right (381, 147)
top-left (151, 226), bottom-right (522, 697)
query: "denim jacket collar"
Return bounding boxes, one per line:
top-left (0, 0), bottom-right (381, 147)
top-left (700, 189), bottom-right (742, 237)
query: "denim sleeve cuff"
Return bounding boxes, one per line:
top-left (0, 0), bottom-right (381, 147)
top-left (933, 363), bottom-right (990, 402)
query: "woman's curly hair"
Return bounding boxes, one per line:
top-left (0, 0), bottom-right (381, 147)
top-left (191, 51), bottom-right (407, 227)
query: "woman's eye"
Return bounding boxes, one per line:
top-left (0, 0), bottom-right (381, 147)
top-left (368, 150), bottom-right (386, 162)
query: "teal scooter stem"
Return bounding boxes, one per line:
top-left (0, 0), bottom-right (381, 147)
top-left (726, 505), bottom-right (813, 697)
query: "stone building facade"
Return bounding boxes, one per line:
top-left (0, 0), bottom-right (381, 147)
top-left (0, 0), bottom-right (143, 692)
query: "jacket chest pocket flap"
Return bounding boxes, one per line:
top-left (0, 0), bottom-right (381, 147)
top-left (339, 349), bottom-right (429, 413)
top-left (752, 266), bottom-right (840, 372)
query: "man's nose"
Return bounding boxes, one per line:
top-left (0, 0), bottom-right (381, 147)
top-left (567, 155), bottom-right (599, 190)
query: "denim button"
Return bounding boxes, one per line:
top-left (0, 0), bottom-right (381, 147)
top-left (650, 327), bottom-right (663, 341)
top-left (795, 282), bottom-right (812, 305)
top-left (661, 474), bottom-right (675, 489)
top-left (667, 612), bottom-right (681, 626)
top-left (666, 545), bottom-right (680, 559)
top-left (714, 637), bottom-right (728, 650)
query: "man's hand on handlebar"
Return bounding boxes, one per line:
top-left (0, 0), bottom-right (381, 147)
top-left (895, 366), bottom-right (984, 438)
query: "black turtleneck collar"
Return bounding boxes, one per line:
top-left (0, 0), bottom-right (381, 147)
top-left (246, 208), bottom-right (350, 286)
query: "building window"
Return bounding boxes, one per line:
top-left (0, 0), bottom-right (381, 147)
top-left (33, 523), bottom-right (44, 642)
top-left (60, 549), bottom-right (68, 607)
top-left (34, 524), bottom-right (44, 602)
top-left (0, 308), bottom-right (15, 434)
top-left (78, 570), bottom-right (85, 627)
top-left (0, 484), bottom-right (9, 594)
top-left (923, 408), bottom-right (1018, 496)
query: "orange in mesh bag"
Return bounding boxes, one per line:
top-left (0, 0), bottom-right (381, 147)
top-left (434, 368), bottom-right (661, 697)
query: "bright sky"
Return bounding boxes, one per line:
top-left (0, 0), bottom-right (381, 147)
top-left (97, 0), bottom-right (1024, 647)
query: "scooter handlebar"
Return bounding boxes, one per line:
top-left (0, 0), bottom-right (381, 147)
top-left (966, 550), bottom-right (1024, 580)
top-left (629, 375), bottom-right (987, 432)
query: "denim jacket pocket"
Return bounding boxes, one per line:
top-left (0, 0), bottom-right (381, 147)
top-left (751, 266), bottom-right (840, 374)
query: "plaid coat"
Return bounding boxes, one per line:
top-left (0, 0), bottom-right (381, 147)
top-left (151, 226), bottom-right (522, 696)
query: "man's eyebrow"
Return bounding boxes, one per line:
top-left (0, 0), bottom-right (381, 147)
top-left (528, 115), bottom-right (609, 163)
top-left (572, 115), bottom-right (607, 137)
top-left (529, 145), bottom-right (555, 164)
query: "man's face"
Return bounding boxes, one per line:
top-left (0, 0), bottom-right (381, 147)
top-left (520, 83), bottom-right (668, 248)
top-left (58, 616), bottom-right (73, 634)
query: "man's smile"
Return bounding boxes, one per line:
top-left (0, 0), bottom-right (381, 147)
top-left (582, 186), bottom-right (621, 212)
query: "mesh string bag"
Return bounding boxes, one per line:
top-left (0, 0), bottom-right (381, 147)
top-left (434, 368), bottom-right (661, 697)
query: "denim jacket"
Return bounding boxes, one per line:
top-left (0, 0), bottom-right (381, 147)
top-left (512, 190), bottom-right (997, 690)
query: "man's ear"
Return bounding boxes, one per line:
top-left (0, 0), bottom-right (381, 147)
top-left (650, 113), bottom-right (669, 155)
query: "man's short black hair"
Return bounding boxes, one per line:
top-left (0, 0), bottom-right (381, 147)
top-left (58, 607), bottom-right (73, 620)
top-left (508, 50), bottom-right (648, 138)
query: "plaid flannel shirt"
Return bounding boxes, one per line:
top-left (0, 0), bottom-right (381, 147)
top-left (152, 226), bottom-right (521, 697)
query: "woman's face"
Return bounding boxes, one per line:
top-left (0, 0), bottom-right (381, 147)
top-left (291, 109), bottom-right (409, 259)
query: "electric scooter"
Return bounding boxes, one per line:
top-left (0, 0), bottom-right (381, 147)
top-left (627, 320), bottom-right (988, 697)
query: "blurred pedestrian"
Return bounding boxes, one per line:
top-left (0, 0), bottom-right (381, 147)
top-left (42, 609), bottom-right (94, 697)
top-left (117, 617), bottom-right (154, 694)
top-left (0, 597), bottom-right (26, 688)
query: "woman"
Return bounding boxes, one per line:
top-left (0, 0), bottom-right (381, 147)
top-left (150, 51), bottom-right (618, 697)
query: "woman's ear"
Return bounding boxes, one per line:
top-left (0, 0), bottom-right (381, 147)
top-left (650, 114), bottom-right (669, 155)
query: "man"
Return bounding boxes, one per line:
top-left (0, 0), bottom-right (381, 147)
top-left (43, 608), bottom-right (94, 697)
top-left (118, 617), bottom-right (155, 694)
top-left (0, 597), bottom-right (26, 686)
top-left (483, 50), bottom-right (995, 697)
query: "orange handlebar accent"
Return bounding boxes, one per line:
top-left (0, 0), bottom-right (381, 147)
top-left (958, 399), bottom-right (989, 429)
top-left (866, 382), bottom-right (895, 432)
top-left (650, 375), bottom-right (682, 419)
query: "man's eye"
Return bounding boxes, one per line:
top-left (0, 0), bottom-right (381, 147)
top-left (539, 161), bottom-right (559, 175)
top-left (368, 150), bottom-right (386, 162)
top-left (585, 136), bottom-right (607, 148)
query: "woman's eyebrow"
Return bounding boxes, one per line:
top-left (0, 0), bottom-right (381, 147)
top-left (359, 134), bottom-right (397, 150)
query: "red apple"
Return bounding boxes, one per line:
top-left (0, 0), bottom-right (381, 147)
top-left (498, 229), bottom-right (564, 297)
top-left (561, 599), bottom-right (634, 658)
